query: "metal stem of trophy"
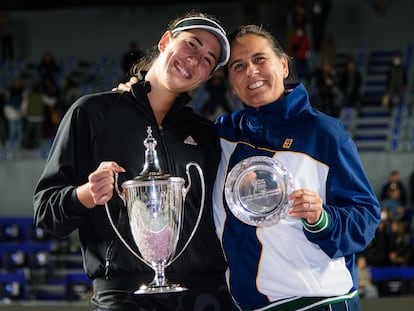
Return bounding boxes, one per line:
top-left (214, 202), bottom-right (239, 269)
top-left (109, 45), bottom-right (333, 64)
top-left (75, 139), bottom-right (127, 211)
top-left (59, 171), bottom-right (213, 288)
top-left (106, 126), bottom-right (206, 295)
top-left (154, 264), bottom-right (165, 286)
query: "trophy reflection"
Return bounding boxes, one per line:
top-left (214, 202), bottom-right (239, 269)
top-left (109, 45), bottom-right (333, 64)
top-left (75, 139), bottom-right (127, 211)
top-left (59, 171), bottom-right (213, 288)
top-left (105, 127), bottom-right (205, 294)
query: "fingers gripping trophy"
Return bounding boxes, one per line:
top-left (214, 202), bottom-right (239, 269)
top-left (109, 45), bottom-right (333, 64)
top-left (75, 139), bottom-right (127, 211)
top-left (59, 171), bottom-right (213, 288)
top-left (105, 127), bottom-right (205, 294)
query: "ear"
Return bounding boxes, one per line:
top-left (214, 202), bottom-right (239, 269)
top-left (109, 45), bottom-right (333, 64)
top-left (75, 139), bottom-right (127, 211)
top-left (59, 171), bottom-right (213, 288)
top-left (158, 31), bottom-right (172, 52)
top-left (282, 56), bottom-right (289, 78)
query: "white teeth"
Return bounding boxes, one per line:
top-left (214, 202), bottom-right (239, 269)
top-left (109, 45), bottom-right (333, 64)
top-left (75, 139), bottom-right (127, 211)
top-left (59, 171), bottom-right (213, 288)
top-left (248, 81), bottom-right (265, 90)
top-left (176, 62), bottom-right (190, 78)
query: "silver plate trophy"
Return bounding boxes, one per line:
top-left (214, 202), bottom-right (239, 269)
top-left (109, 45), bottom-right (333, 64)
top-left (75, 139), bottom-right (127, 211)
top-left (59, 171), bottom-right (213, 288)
top-left (105, 127), bottom-right (205, 294)
top-left (225, 156), bottom-right (294, 227)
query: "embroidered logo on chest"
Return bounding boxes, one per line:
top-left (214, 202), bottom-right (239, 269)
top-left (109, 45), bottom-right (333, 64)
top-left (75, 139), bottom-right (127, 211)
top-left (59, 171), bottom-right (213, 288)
top-left (184, 135), bottom-right (197, 146)
top-left (282, 138), bottom-right (293, 149)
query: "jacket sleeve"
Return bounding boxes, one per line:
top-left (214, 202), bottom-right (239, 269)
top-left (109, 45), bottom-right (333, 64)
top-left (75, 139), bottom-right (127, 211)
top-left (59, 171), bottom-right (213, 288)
top-left (33, 101), bottom-right (93, 239)
top-left (304, 136), bottom-right (381, 258)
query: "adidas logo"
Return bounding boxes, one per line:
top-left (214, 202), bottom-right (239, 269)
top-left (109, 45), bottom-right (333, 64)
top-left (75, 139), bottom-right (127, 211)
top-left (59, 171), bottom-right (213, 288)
top-left (184, 135), bottom-right (197, 146)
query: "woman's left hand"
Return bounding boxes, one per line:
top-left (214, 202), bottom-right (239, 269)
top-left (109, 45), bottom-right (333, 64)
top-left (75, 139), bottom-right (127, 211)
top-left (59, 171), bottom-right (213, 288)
top-left (287, 189), bottom-right (323, 224)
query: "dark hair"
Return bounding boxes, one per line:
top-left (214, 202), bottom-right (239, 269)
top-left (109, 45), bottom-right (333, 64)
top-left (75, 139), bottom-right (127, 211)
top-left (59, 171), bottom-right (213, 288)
top-left (131, 10), bottom-right (223, 77)
top-left (227, 24), bottom-right (296, 83)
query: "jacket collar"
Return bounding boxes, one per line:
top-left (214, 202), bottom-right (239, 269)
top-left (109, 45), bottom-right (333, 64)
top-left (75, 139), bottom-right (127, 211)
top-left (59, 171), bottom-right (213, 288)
top-left (130, 79), bottom-right (192, 115)
top-left (243, 82), bottom-right (311, 130)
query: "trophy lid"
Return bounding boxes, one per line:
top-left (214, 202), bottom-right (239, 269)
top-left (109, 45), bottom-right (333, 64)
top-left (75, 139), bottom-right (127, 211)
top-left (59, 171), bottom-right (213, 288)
top-left (134, 127), bottom-right (170, 181)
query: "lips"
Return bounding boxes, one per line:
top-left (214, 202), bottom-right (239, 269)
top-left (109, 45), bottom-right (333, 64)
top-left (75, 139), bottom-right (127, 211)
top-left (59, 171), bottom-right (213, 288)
top-left (175, 61), bottom-right (191, 79)
top-left (247, 80), bottom-right (265, 90)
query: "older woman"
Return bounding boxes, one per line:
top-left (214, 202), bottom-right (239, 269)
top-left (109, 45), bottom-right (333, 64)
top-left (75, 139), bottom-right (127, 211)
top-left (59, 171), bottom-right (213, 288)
top-left (213, 24), bottom-right (380, 311)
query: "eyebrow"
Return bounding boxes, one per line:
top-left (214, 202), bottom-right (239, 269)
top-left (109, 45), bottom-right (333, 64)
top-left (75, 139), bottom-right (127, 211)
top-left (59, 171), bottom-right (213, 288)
top-left (228, 58), bottom-right (240, 68)
top-left (193, 36), bottom-right (218, 63)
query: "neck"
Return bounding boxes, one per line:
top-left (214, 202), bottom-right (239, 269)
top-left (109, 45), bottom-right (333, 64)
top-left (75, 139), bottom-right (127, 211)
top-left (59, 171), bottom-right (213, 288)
top-left (145, 68), bottom-right (177, 125)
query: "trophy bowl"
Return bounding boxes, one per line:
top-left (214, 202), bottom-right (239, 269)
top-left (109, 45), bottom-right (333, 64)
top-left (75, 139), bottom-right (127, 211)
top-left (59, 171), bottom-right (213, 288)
top-left (225, 156), bottom-right (294, 227)
top-left (119, 175), bottom-right (186, 294)
top-left (125, 177), bottom-right (183, 266)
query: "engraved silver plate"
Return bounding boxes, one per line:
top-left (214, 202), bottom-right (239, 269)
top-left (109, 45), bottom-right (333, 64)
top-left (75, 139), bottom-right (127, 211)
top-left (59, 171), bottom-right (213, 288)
top-left (225, 156), bottom-right (294, 226)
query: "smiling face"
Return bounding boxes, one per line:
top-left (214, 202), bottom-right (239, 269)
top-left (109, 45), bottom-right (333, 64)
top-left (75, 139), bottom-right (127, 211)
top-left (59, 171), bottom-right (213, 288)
top-left (155, 29), bottom-right (221, 94)
top-left (228, 34), bottom-right (288, 108)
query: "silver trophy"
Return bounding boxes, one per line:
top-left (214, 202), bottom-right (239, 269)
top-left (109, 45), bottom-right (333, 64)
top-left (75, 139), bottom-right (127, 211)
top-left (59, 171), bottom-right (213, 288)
top-left (105, 127), bottom-right (205, 294)
top-left (225, 156), bottom-right (294, 226)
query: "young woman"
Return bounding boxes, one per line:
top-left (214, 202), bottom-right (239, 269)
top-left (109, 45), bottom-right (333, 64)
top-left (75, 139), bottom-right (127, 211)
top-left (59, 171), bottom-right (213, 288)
top-left (213, 25), bottom-right (380, 311)
top-left (33, 11), bottom-right (235, 311)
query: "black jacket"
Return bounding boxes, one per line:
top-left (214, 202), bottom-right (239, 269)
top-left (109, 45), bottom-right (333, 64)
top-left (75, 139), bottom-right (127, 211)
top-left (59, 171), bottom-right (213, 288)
top-left (33, 81), bottom-right (225, 287)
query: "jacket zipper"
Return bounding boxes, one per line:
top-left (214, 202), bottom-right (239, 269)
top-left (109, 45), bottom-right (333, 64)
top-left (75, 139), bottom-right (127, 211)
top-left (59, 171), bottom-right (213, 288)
top-left (104, 240), bottom-right (114, 279)
top-left (104, 206), bottom-right (124, 279)
top-left (157, 125), bottom-right (174, 175)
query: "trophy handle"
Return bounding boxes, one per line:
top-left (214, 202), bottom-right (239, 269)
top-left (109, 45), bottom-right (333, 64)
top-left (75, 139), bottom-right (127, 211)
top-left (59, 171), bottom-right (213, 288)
top-left (114, 172), bottom-right (125, 204)
top-left (167, 161), bottom-right (205, 267)
top-left (105, 172), bottom-right (147, 264)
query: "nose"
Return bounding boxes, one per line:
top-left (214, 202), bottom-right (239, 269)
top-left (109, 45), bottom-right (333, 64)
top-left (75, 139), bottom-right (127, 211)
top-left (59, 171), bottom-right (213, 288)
top-left (246, 63), bottom-right (259, 76)
top-left (186, 55), bottom-right (200, 67)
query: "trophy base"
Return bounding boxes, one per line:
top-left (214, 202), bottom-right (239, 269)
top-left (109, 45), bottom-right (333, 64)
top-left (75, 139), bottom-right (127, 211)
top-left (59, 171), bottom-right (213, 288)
top-left (134, 283), bottom-right (188, 295)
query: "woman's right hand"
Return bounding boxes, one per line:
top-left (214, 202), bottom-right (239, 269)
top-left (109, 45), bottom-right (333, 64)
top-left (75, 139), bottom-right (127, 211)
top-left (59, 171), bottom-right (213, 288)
top-left (77, 161), bottom-right (126, 208)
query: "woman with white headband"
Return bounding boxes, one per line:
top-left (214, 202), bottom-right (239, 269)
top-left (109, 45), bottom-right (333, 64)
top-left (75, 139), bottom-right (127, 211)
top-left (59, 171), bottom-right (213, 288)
top-left (34, 11), bottom-right (235, 310)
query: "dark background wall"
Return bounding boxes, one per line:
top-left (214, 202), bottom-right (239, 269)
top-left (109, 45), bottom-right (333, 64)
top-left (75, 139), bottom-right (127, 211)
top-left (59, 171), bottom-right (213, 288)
top-left (3, 1), bottom-right (414, 63)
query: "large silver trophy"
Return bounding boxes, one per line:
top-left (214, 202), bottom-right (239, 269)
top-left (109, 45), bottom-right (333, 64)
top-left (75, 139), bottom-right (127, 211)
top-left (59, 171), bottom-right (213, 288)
top-left (225, 156), bottom-right (294, 227)
top-left (105, 127), bottom-right (205, 294)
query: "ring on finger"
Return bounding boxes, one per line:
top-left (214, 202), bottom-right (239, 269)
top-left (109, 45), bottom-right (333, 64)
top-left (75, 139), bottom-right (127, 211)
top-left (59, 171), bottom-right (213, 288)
top-left (307, 202), bottom-right (312, 212)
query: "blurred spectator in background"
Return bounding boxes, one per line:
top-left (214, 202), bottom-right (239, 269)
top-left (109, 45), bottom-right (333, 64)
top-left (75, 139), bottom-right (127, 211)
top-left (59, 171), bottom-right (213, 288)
top-left (309, 0), bottom-right (332, 54)
top-left (41, 77), bottom-right (60, 139)
top-left (3, 77), bottom-right (24, 147)
top-left (286, 0), bottom-right (308, 34)
top-left (383, 51), bottom-right (407, 111)
top-left (380, 183), bottom-right (413, 234)
top-left (0, 10), bottom-right (14, 61)
top-left (0, 89), bottom-right (7, 148)
top-left (38, 51), bottom-right (60, 87)
top-left (381, 186), bottom-right (405, 221)
top-left (410, 163), bottom-right (414, 206)
top-left (289, 24), bottom-right (311, 83)
top-left (121, 41), bottom-right (145, 78)
top-left (59, 77), bottom-right (78, 118)
top-left (380, 170), bottom-right (407, 206)
top-left (371, 0), bottom-right (390, 16)
top-left (22, 80), bottom-right (44, 149)
top-left (319, 31), bottom-right (336, 69)
top-left (312, 60), bottom-right (339, 117)
top-left (356, 255), bottom-right (379, 298)
top-left (287, 1), bottom-right (311, 84)
top-left (200, 69), bottom-right (232, 120)
top-left (363, 220), bottom-right (391, 266)
top-left (338, 56), bottom-right (363, 111)
top-left (388, 219), bottom-right (412, 266)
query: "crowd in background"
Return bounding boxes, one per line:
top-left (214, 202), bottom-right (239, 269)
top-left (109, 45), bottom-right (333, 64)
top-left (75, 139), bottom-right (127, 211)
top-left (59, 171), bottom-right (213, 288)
top-left (1, 0), bottom-right (411, 149)
top-left (197, 0), bottom-right (410, 122)
top-left (361, 170), bottom-right (414, 266)
top-left (355, 169), bottom-right (414, 297)
top-left (0, 50), bottom-right (79, 152)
